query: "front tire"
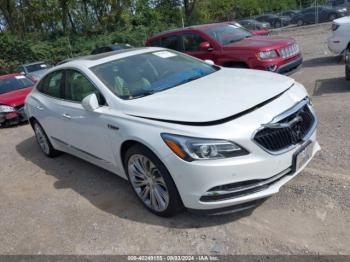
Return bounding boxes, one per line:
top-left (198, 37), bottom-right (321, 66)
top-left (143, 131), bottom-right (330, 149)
top-left (33, 121), bottom-right (60, 157)
top-left (124, 144), bottom-right (184, 217)
top-left (297, 19), bottom-right (304, 26)
top-left (346, 65), bottom-right (350, 80)
top-left (328, 14), bottom-right (336, 22)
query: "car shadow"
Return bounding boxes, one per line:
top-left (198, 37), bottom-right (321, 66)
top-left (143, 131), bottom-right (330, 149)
top-left (303, 56), bottom-right (343, 68)
top-left (16, 136), bottom-right (263, 228)
top-left (313, 77), bottom-right (350, 96)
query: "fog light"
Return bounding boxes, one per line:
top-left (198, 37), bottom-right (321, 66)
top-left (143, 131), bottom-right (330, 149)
top-left (267, 65), bottom-right (278, 72)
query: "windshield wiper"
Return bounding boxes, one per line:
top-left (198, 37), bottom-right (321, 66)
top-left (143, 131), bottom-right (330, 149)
top-left (128, 90), bottom-right (156, 99)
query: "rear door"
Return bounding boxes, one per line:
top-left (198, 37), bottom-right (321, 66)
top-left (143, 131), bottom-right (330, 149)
top-left (32, 70), bottom-right (65, 142)
top-left (58, 69), bottom-right (116, 165)
top-left (160, 34), bottom-right (182, 51)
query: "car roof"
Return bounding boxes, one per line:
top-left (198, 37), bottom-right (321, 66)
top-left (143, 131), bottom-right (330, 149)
top-left (0, 73), bottom-right (22, 80)
top-left (150, 22), bottom-right (234, 38)
top-left (53, 47), bottom-right (165, 69)
top-left (22, 61), bottom-right (48, 67)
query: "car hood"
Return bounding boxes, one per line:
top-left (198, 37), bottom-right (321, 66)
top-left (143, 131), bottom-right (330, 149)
top-left (122, 68), bottom-right (294, 124)
top-left (334, 16), bottom-right (350, 24)
top-left (0, 87), bottom-right (33, 107)
top-left (223, 36), bottom-right (295, 51)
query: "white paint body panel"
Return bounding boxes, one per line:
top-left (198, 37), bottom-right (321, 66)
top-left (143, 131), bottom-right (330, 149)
top-left (25, 48), bottom-right (319, 211)
top-left (328, 16), bottom-right (350, 54)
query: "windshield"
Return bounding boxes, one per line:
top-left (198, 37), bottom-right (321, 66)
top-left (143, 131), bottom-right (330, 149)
top-left (25, 62), bottom-right (51, 73)
top-left (91, 50), bottom-right (219, 100)
top-left (0, 76), bottom-right (34, 94)
top-left (202, 24), bottom-right (252, 45)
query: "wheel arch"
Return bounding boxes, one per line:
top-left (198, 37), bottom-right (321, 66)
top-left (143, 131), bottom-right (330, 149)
top-left (222, 61), bottom-right (249, 68)
top-left (28, 116), bottom-right (38, 128)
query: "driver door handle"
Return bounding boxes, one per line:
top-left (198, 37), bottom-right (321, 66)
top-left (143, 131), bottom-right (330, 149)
top-left (35, 106), bottom-right (44, 111)
top-left (62, 113), bottom-right (72, 119)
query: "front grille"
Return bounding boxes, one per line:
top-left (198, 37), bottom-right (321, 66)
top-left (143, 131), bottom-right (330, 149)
top-left (280, 43), bottom-right (299, 58)
top-left (254, 101), bottom-right (315, 152)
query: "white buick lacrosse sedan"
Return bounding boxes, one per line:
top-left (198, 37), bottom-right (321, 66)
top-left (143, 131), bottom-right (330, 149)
top-left (25, 47), bottom-right (320, 216)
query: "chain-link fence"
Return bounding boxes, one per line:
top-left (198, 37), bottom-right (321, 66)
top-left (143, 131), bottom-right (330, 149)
top-left (239, 0), bottom-right (349, 31)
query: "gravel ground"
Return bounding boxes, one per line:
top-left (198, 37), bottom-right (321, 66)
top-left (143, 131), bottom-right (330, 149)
top-left (0, 23), bottom-right (349, 255)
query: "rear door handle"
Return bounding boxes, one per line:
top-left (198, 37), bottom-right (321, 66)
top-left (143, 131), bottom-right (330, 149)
top-left (62, 113), bottom-right (72, 119)
top-left (35, 106), bottom-right (44, 111)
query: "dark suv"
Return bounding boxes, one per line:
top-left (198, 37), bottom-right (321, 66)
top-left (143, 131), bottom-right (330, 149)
top-left (146, 23), bottom-right (303, 75)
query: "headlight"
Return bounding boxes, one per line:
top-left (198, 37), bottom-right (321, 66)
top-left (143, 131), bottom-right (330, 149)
top-left (258, 50), bottom-right (278, 59)
top-left (161, 133), bottom-right (249, 161)
top-left (338, 8), bottom-right (347, 12)
top-left (0, 105), bottom-right (15, 113)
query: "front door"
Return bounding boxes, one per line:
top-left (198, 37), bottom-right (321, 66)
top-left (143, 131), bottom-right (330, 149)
top-left (182, 33), bottom-right (217, 63)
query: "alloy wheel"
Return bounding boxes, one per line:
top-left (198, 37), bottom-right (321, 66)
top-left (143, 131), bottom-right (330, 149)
top-left (128, 154), bottom-right (170, 212)
top-left (34, 124), bottom-right (50, 155)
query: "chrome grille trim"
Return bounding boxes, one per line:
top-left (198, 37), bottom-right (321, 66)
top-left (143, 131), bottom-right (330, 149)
top-left (252, 97), bottom-right (318, 155)
top-left (280, 43), bottom-right (300, 58)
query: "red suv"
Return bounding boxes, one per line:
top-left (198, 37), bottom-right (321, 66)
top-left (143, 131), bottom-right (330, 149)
top-left (146, 23), bottom-right (302, 75)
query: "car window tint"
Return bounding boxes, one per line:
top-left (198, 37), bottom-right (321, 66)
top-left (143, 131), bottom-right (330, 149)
top-left (183, 34), bottom-right (206, 52)
top-left (150, 38), bottom-right (161, 46)
top-left (64, 70), bottom-right (99, 103)
top-left (92, 50), bottom-right (218, 100)
top-left (47, 71), bottom-right (63, 98)
top-left (161, 35), bottom-right (180, 50)
top-left (37, 71), bottom-right (63, 98)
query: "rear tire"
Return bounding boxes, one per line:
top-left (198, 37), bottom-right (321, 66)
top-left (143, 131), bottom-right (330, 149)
top-left (346, 65), bottom-right (350, 80)
top-left (274, 21), bottom-right (281, 28)
top-left (297, 19), bottom-right (304, 26)
top-left (124, 144), bottom-right (184, 217)
top-left (33, 121), bottom-right (60, 158)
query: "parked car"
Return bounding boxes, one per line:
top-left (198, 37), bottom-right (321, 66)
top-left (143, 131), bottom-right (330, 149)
top-left (91, 44), bottom-right (133, 55)
top-left (326, 0), bottom-right (350, 13)
top-left (328, 16), bottom-right (350, 55)
top-left (238, 19), bottom-right (270, 30)
top-left (25, 47), bottom-right (319, 216)
top-left (146, 23), bottom-right (302, 75)
top-left (17, 61), bottom-right (52, 82)
top-left (281, 10), bottom-right (300, 20)
top-left (232, 21), bottom-right (269, 36)
top-left (292, 6), bottom-right (347, 26)
top-left (0, 74), bottom-right (34, 126)
top-left (346, 50), bottom-right (350, 79)
top-left (236, 20), bottom-right (270, 36)
top-left (255, 14), bottom-right (291, 28)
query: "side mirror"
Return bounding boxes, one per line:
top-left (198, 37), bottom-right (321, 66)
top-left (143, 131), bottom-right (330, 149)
top-left (20, 71), bottom-right (25, 75)
top-left (199, 42), bottom-right (213, 51)
top-left (82, 93), bottom-right (100, 112)
top-left (204, 59), bottom-right (215, 65)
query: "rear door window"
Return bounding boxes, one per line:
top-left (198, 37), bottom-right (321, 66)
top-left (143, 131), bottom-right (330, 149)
top-left (37, 71), bottom-right (64, 98)
top-left (161, 35), bottom-right (181, 51)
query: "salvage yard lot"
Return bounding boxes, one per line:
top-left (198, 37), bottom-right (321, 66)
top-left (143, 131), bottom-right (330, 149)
top-left (0, 23), bottom-right (349, 255)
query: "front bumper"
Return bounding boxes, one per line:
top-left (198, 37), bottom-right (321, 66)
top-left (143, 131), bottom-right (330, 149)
top-left (277, 56), bottom-right (303, 75)
top-left (0, 106), bottom-right (28, 127)
top-left (163, 130), bottom-right (320, 211)
top-left (254, 54), bottom-right (303, 75)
